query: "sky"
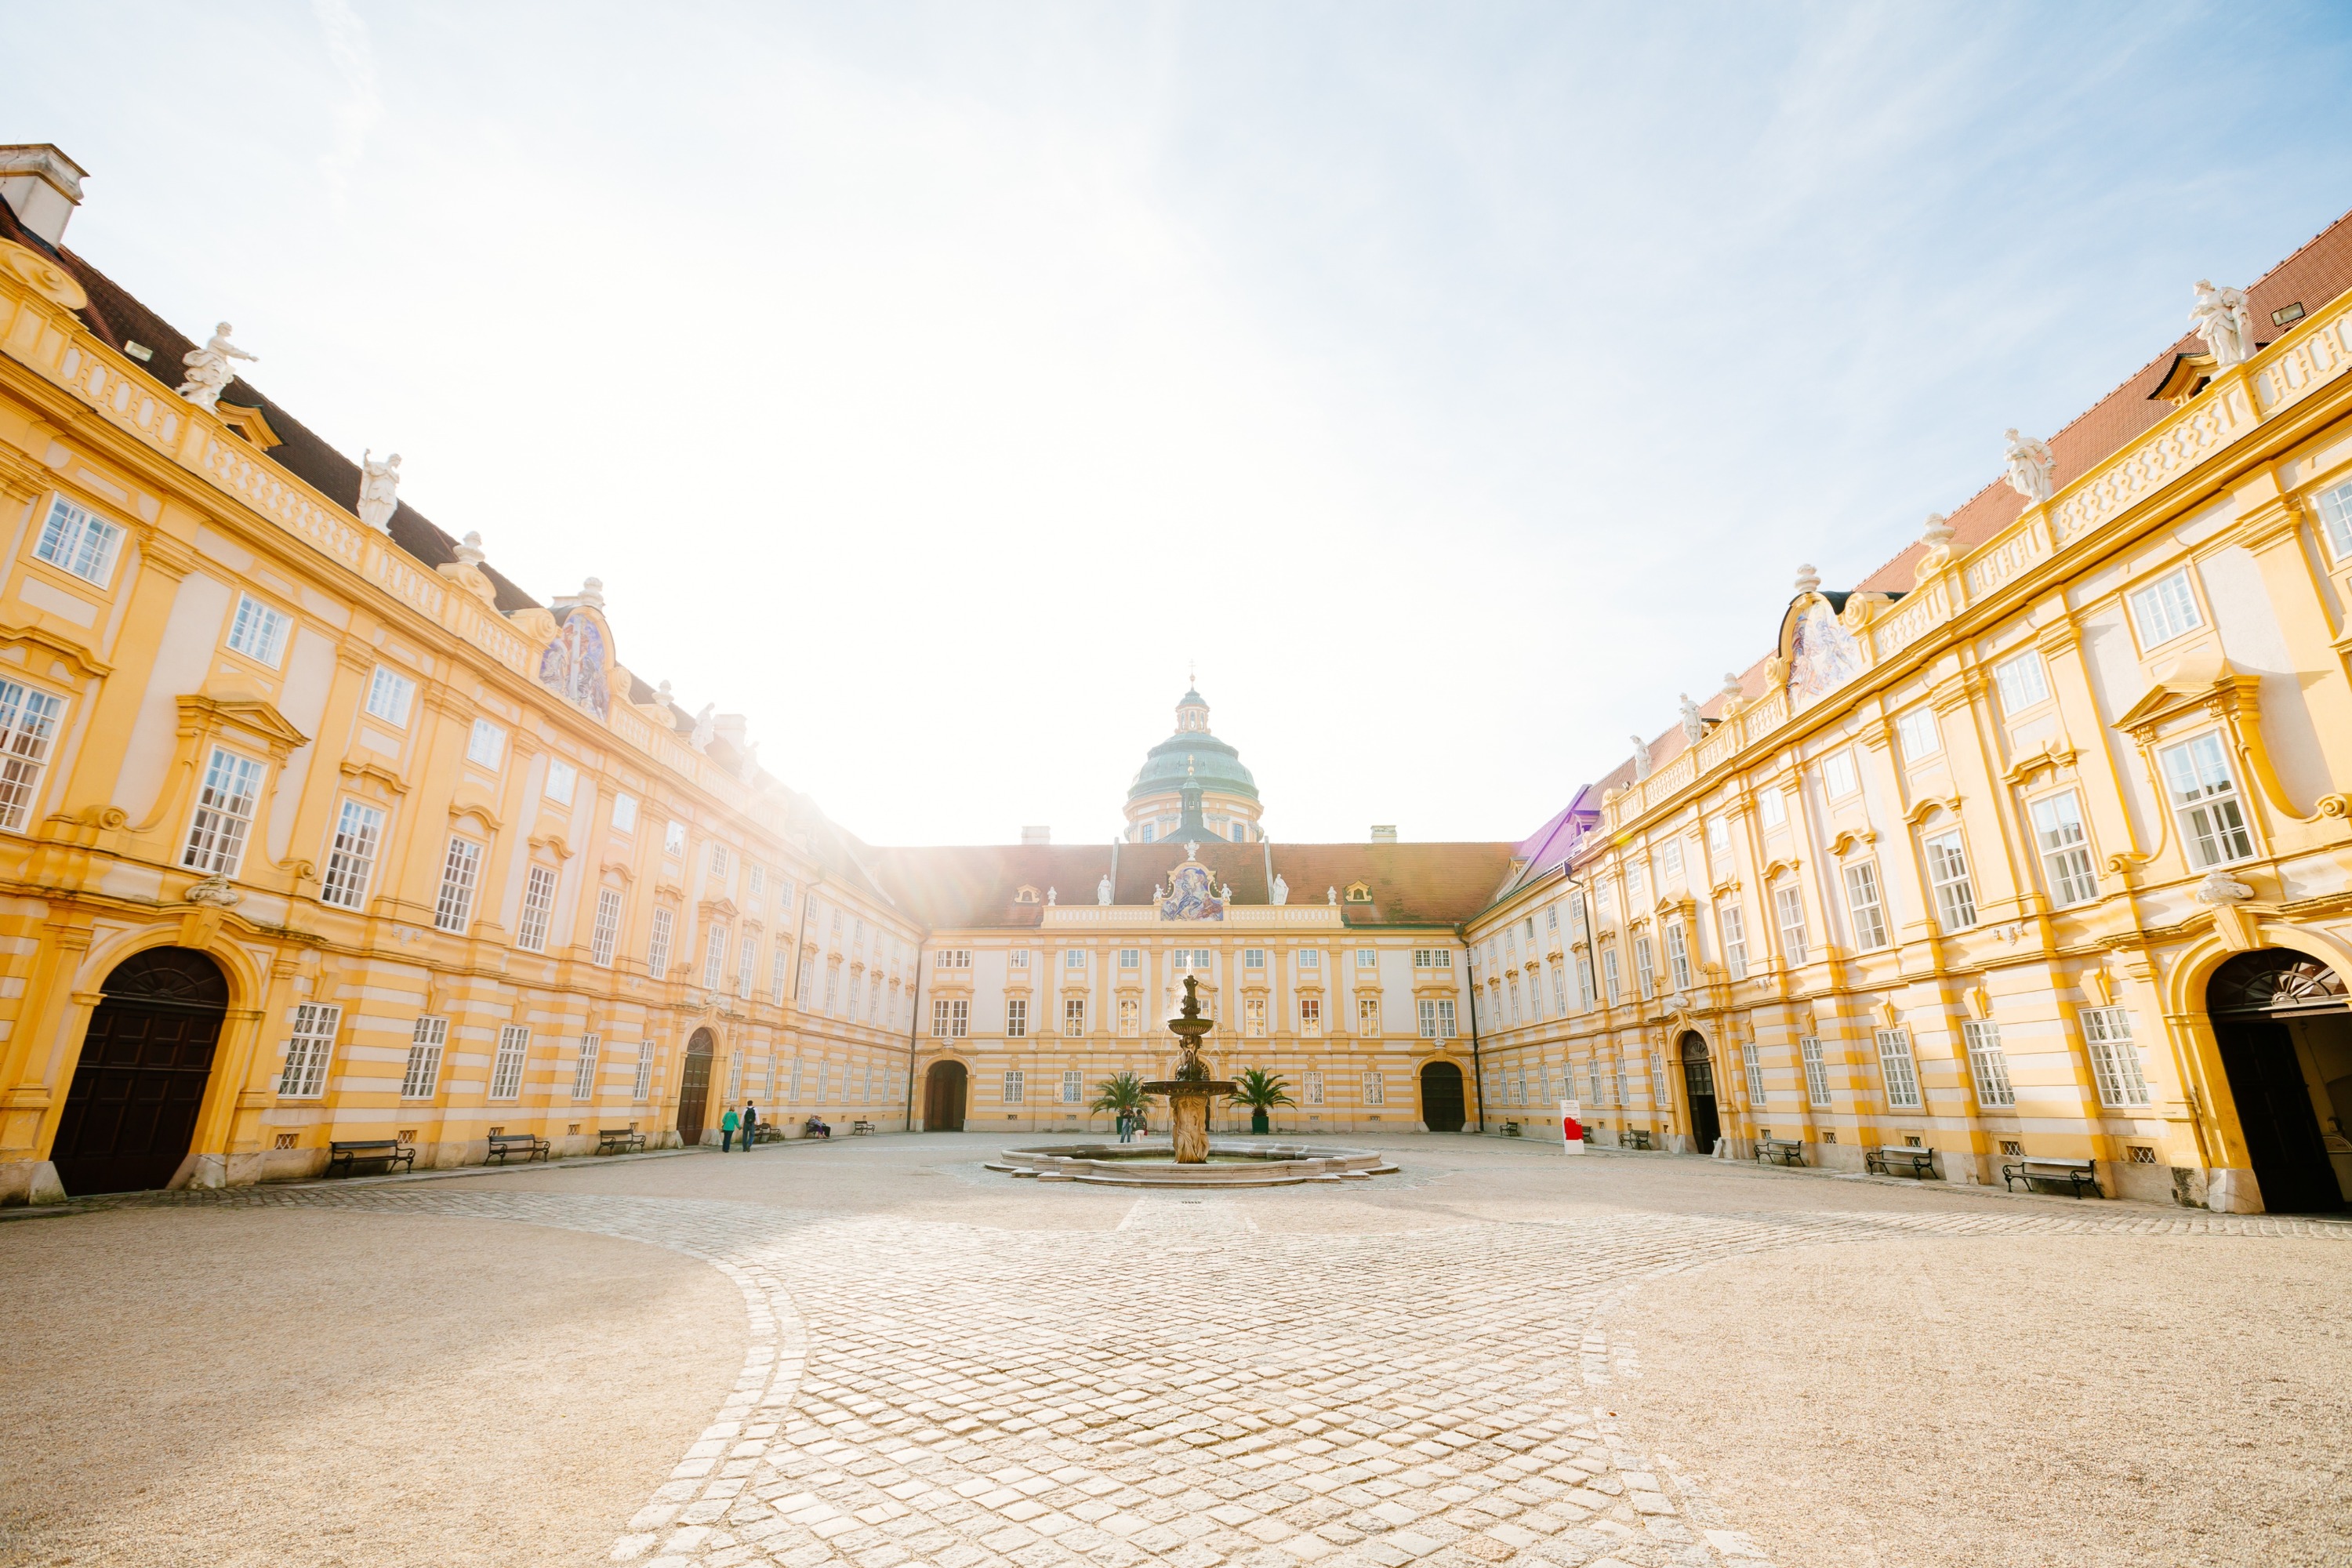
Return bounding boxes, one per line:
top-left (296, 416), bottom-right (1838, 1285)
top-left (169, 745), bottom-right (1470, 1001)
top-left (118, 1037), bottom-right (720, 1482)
top-left (12, 2), bottom-right (2352, 847)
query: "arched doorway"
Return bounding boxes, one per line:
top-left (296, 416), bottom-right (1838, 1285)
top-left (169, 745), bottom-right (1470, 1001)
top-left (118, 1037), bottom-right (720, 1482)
top-left (51, 948), bottom-right (229, 1196)
top-left (924, 1060), bottom-right (968, 1131)
top-left (1420, 1059), bottom-right (1466, 1132)
top-left (2208, 949), bottom-right (2351, 1213)
top-left (1680, 1033), bottom-right (1720, 1156)
top-left (677, 1029), bottom-right (714, 1145)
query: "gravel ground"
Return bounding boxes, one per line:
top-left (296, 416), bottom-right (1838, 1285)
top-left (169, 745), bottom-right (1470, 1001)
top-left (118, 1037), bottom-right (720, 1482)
top-left (1615, 1232), bottom-right (2352, 1567)
top-left (0, 1207), bottom-right (741, 1568)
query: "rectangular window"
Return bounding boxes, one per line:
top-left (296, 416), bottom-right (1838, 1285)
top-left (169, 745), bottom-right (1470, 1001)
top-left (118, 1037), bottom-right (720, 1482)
top-left (1875, 1028), bottom-right (1922, 1110)
top-left (512, 864), bottom-right (559, 953)
top-left (1550, 967), bottom-right (1566, 1013)
top-left (1010, 949), bottom-right (1030, 970)
top-left (2318, 479), bottom-right (2352, 558)
top-left (488, 1026), bottom-right (528, 1098)
top-left (318, 799), bottom-right (386, 910)
top-left (816, 1063), bottom-right (830, 1102)
top-left (1300, 996), bottom-right (1323, 1035)
top-left (1363, 1070), bottom-right (1385, 1105)
top-left (1820, 750), bottom-right (1858, 798)
top-left (1305, 1070), bottom-right (1324, 1105)
top-left (1006, 997), bottom-right (1029, 1038)
top-left (1303, 948), bottom-right (1323, 971)
top-left (544, 758), bottom-right (578, 806)
top-left (276, 1003), bottom-right (342, 1098)
top-left (182, 746), bottom-right (264, 876)
top-left (1923, 831), bottom-right (1977, 930)
top-left (1575, 954), bottom-right (1594, 1008)
top-left (588, 888), bottom-right (623, 966)
top-left (824, 963), bottom-right (842, 1013)
top-left (1244, 948), bottom-right (1265, 969)
top-left (609, 792), bottom-right (638, 833)
top-left (1706, 817), bottom-right (1730, 859)
top-left (1799, 1036), bottom-right (1831, 1107)
top-left (1759, 788), bottom-right (1787, 827)
top-left (1602, 947), bottom-right (1623, 1006)
top-left (1063, 998), bottom-right (1085, 1036)
top-left (572, 1034), bottom-right (603, 1100)
top-left (467, 717), bottom-right (506, 769)
top-left (1356, 947), bottom-right (1377, 969)
top-left (2129, 568), bottom-right (2202, 648)
top-left (365, 666), bottom-right (416, 728)
top-left (1961, 1019), bottom-right (2015, 1109)
top-left (1843, 861), bottom-right (1889, 949)
top-left (0, 680), bottom-right (67, 833)
top-left (1505, 980), bottom-right (1522, 1025)
top-left (647, 907), bottom-right (674, 979)
top-left (1358, 995), bottom-right (1381, 1035)
top-left (710, 842), bottom-right (730, 880)
top-left (935, 949), bottom-right (972, 969)
top-left (769, 947), bottom-right (788, 1005)
top-left (1615, 1058), bottom-right (1629, 1106)
top-left (1659, 840), bottom-right (1684, 881)
top-left (700, 923), bottom-right (728, 989)
top-left (1120, 948), bottom-right (1140, 969)
top-left (1993, 650), bottom-right (2050, 715)
top-left (2160, 733), bottom-right (2254, 868)
top-left (633, 1047), bottom-right (654, 1102)
top-left (1742, 1043), bottom-right (1765, 1104)
top-left (1412, 949), bottom-right (1453, 970)
top-left (34, 497), bottom-right (125, 585)
top-left (1718, 903), bottom-right (1748, 980)
top-left (1437, 999), bottom-right (1456, 1038)
top-left (1633, 935), bottom-right (1656, 999)
top-left (1417, 999), bottom-right (1437, 1038)
top-left (737, 933), bottom-right (757, 999)
top-left (432, 837), bottom-right (483, 933)
top-left (2083, 1007), bottom-right (2151, 1107)
top-left (1004, 1069), bottom-right (1025, 1104)
top-left (401, 1016), bottom-right (448, 1099)
top-left (1245, 996), bottom-right (1267, 1036)
top-left (1065, 948), bottom-right (1085, 971)
top-left (664, 820), bottom-right (687, 857)
top-left (2030, 791), bottom-right (2100, 906)
top-left (1775, 884), bottom-right (1808, 965)
top-left (948, 998), bottom-right (971, 1037)
top-left (747, 865), bottom-right (764, 904)
top-left (1895, 706), bottom-right (1941, 763)
top-left (1664, 923), bottom-right (1693, 992)
top-left (1119, 997), bottom-right (1139, 1036)
top-left (1061, 1069), bottom-right (1082, 1104)
top-left (226, 593), bottom-right (291, 666)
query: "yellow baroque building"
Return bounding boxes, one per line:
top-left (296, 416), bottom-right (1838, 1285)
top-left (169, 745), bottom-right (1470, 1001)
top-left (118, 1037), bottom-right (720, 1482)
top-left (1463, 212), bottom-right (2352, 1214)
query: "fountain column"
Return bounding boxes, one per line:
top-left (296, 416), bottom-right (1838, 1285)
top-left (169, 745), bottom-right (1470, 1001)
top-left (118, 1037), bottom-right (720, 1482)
top-left (1142, 975), bottom-right (1233, 1166)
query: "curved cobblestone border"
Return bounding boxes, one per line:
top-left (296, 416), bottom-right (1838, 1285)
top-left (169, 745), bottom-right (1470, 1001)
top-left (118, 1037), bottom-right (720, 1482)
top-left (125, 1188), bottom-right (2350, 1568)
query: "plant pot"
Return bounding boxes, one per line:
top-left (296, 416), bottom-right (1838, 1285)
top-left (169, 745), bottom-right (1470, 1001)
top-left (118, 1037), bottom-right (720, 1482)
top-left (1250, 1111), bottom-right (1270, 1134)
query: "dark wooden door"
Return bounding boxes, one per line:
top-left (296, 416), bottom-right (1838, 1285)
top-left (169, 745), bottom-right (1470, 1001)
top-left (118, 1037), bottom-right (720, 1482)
top-left (1683, 1054), bottom-right (1721, 1153)
top-left (2216, 1018), bottom-right (2341, 1213)
top-left (1420, 1061), bottom-right (1465, 1131)
top-left (677, 1030), bottom-right (714, 1144)
top-left (924, 1061), bottom-right (967, 1131)
top-left (52, 949), bottom-right (228, 1196)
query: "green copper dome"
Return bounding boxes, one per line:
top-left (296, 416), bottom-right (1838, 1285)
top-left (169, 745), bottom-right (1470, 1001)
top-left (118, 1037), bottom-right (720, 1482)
top-left (1126, 690), bottom-right (1259, 804)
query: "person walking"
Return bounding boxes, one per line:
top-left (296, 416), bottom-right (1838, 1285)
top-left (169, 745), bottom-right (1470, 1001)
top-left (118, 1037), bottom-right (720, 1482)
top-left (720, 1104), bottom-right (741, 1153)
top-left (742, 1100), bottom-right (760, 1149)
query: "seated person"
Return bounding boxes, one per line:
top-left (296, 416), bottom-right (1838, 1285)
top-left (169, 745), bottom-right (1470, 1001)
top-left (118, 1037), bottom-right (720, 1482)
top-left (804, 1114), bottom-right (831, 1138)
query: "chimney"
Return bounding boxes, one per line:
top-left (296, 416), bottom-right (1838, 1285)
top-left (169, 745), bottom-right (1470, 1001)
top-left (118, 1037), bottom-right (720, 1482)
top-left (0, 145), bottom-right (88, 247)
top-left (1370, 825), bottom-right (1399, 844)
top-left (1021, 826), bottom-right (1051, 844)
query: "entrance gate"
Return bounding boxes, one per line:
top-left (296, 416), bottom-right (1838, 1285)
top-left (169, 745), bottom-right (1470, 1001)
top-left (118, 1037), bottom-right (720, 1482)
top-left (2208, 949), bottom-right (2350, 1214)
top-left (677, 1029), bottom-right (714, 1145)
top-left (1680, 1033), bottom-right (1720, 1155)
top-left (51, 949), bottom-right (230, 1196)
top-left (924, 1060), bottom-right (967, 1131)
top-left (1420, 1060), bottom-right (1466, 1132)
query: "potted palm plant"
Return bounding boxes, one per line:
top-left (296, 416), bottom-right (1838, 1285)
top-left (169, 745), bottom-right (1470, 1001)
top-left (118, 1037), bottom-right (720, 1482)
top-left (1090, 1071), bottom-right (1149, 1141)
top-left (1231, 1067), bottom-right (1294, 1135)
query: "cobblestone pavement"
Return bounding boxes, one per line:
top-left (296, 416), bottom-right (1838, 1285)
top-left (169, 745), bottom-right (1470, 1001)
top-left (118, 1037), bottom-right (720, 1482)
top-left (151, 1167), bottom-right (2352, 1568)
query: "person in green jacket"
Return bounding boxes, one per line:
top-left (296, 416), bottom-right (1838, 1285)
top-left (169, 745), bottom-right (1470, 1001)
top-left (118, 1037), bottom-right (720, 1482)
top-left (720, 1105), bottom-right (741, 1152)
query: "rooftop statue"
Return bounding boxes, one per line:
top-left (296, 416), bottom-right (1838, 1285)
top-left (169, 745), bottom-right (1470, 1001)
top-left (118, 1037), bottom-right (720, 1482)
top-left (176, 321), bottom-right (256, 411)
top-left (1271, 872), bottom-right (1288, 906)
top-left (2002, 429), bottom-right (2055, 504)
top-left (356, 449), bottom-right (401, 531)
top-left (1631, 735), bottom-right (1652, 782)
top-left (2190, 278), bottom-right (2254, 367)
top-left (1678, 694), bottom-right (1705, 746)
top-left (1097, 873), bottom-right (1112, 906)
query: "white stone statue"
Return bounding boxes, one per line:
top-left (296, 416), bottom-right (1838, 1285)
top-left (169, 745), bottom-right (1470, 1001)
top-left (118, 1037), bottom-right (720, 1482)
top-left (1221, 884), bottom-right (1232, 902)
top-left (1047, 887), bottom-right (1057, 906)
top-left (1678, 694), bottom-right (1705, 746)
top-left (2190, 279), bottom-right (2254, 367)
top-left (1327, 886), bottom-right (1338, 906)
top-left (1097, 873), bottom-right (1112, 906)
top-left (455, 530), bottom-right (488, 567)
top-left (2002, 429), bottom-right (2055, 504)
top-left (356, 449), bottom-right (401, 531)
top-left (1271, 873), bottom-right (1288, 906)
top-left (690, 703), bottom-right (716, 751)
top-left (1632, 735), bottom-right (1652, 782)
top-left (176, 321), bottom-right (257, 410)
top-left (1153, 882), bottom-right (1165, 901)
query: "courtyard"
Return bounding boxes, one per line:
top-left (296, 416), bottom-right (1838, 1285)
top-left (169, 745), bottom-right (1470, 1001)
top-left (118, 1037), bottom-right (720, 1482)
top-left (2, 1136), bottom-right (2347, 1568)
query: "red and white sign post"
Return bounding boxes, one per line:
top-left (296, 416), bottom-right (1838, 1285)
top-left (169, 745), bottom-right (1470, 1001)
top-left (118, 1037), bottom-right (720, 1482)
top-left (1559, 1099), bottom-right (1586, 1154)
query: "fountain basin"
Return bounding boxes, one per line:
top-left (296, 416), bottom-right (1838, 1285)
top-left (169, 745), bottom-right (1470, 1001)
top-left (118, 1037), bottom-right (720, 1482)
top-left (987, 1140), bottom-right (1398, 1187)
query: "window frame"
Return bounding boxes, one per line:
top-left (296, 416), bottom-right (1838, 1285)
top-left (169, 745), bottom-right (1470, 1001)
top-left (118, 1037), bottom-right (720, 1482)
top-left (2315, 477), bottom-right (2352, 559)
top-left (2158, 731), bottom-right (2256, 869)
top-left (1773, 884), bottom-right (1808, 965)
top-left (1922, 829), bottom-right (1977, 931)
top-left (1992, 649), bottom-right (2051, 716)
top-left (2082, 1007), bottom-right (2151, 1107)
top-left (648, 906), bottom-right (675, 978)
top-left (2029, 789), bottom-right (2100, 906)
top-left (589, 887), bottom-right (624, 966)
top-left (543, 757), bottom-right (579, 806)
top-left (433, 835), bottom-right (485, 934)
top-left (466, 717), bottom-right (506, 770)
top-left (401, 1015), bottom-right (448, 1100)
top-left (515, 862), bottom-right (561, 953)
top-left (1875, 1027), bottom-right (1922, 1110)
top-left (1006, 996), bottom-right (1029, 1038)
top-left (1894, 706), bottom-right (1941, 764)
top-left (488, 1025), bottom-right (530, 1101)
top-left (365, 665), bottom-right (417, 728)
top-left (0, 678), bottom-right (68, 835)
top-left (180, 745), bottom-right (266, 878)
top-left (277, 1002), bottom-right (343, 1099)
top-left (2127, 566), bottom-right (2204, 651)
top-left (1842, 860), bottom-right (1889, 949)
top-left (1961, 1018), bottom-right (2015, 1109)
top-left (31, 495), bottom-right (125, 587)
top-left (224, 592), bottom-right (292, 668)
top-left (318, 797), bottom-right (387, 911)
top-left (1820, 748), bottom-right (1860, 799)
top-left (1798, 1036), bottom-right (1831, 1108)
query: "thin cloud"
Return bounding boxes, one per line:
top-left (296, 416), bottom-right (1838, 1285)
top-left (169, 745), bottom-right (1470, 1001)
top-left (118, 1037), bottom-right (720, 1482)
top-left (310, 0), bottom-right (381, 205)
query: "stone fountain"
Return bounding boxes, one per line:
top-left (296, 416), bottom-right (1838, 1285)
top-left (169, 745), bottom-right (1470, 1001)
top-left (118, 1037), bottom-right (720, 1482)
top-left (1142, 975), bottom-right (1235, 1163)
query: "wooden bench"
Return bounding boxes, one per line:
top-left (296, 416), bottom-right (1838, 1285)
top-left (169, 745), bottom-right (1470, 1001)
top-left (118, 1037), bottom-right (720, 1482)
top-left (485, 1131), bottom-right (550, 1164)
top-left (749, 1123), bottom-right (786, 1145)
top-left (328, 1138), bottom-right (415, 1178)
top-left (1866, 1145), bottom-right (1938, 1179)
top-left (1621, 1129), bottom-right (1653, 1151)
top-left (595, 1127), bottom-right (645, 1155)
top-left (849, 1120), bottom-right (877, 1136)
top-left (2003, 1155), bottom-right (2100, 1198)
top-left (1752, 1137), bottom-right (1806, 1167)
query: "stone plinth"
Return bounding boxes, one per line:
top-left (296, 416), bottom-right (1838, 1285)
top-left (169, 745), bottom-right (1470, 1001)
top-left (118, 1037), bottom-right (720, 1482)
top-left (1142, 1080), bottom-right (1235, 1163)
top-left (988, 1141), bottom-right (1399, 1186)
